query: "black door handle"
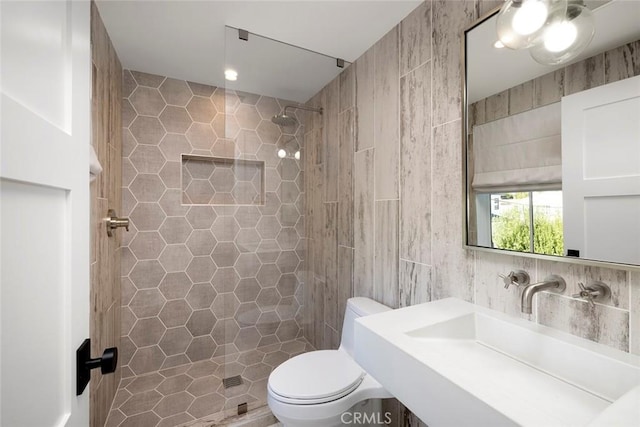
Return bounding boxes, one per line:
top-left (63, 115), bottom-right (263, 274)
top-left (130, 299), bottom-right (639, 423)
top-left (76, 339), bottom-right (118, 395)
top-left (85, 347), bottom-right (118, 374)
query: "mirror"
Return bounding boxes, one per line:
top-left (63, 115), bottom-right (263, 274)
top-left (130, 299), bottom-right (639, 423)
top-left (464, 0), bottom-right (640, 266)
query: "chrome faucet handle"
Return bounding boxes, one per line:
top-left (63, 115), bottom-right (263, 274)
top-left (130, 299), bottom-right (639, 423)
top-left (572, 282), bottom-right (595, 307)
top-left (499, 270), bottom-right (530, 290)
top-left (572, 281), bottom-right (611, 307)
top-left (499, 273), bottom-right (514, 289)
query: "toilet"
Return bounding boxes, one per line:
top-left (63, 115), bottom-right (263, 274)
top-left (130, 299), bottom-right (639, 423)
top-left (267, 297), bottom-right (393, 427)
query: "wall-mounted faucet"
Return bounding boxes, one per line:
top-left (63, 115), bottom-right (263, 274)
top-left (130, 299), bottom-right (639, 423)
top-left (520, 275), bottom-right (566, 314)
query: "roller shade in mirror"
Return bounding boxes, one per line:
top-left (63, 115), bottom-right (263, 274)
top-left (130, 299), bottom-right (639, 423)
top-left (472, 102), bottom-right (561, 193)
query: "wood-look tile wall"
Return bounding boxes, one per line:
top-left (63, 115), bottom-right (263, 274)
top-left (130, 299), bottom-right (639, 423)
top-left (90, 3), bottom-right (123, 426)
top-left (471, 39), bottom-right (640, 126)
top-left (303, 0), bottom-right (639, 423)
top-left (302, 58), bottom-right (358, 348)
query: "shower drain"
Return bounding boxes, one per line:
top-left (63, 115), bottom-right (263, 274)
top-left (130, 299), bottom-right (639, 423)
top-left (222, 375), bottom-right (243, 388)
top-left (237, 402), bottom-right (248, 415)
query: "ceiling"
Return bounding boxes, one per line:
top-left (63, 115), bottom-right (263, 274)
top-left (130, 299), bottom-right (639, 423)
top-left (467, 0), bottom-right (640, 103)
top-left (95, 0), bottom-right (421, 102)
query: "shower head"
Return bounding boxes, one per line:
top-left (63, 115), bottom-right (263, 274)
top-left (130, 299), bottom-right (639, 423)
top-left (271, 104), bottom-right (323, 127)
top-left (271, 113), bottom-right (298, 127)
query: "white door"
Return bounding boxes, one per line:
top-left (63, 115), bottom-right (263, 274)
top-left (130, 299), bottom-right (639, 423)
top-left (1, 1), bottom-right (91, 426)
top-left (562, 75), bottom-right (640, 265)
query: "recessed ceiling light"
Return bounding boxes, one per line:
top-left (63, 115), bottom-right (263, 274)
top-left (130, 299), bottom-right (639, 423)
top-left (494, 40), bottom-right (505, 49)
top-left (225, 69), bottom-right (238, 81)
top-left (277, 149), bottom-right (287, 159)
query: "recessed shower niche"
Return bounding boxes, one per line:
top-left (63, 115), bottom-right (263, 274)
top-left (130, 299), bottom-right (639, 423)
top-left (181, 154), bottom-right (265, 205)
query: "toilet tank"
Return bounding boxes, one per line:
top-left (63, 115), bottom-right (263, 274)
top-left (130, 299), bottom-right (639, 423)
top-left (340, 297), bottom-right (391, 357)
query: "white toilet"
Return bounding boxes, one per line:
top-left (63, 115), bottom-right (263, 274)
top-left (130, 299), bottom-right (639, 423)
top-left (267, 297), bottom-right (393, 427)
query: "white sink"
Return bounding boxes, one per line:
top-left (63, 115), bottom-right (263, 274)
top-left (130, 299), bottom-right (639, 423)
top-left (354, 298), bottom-right (640, 427)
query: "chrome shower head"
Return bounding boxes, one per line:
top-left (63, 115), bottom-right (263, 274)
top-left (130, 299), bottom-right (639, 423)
top-left (271, 113), bottom-right (298, 127)
top-left (271, 104), bottom-right (323, 127)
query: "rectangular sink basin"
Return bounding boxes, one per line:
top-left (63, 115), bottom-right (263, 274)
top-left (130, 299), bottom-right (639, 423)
top-left (354, 298), bottom-right (640, 427)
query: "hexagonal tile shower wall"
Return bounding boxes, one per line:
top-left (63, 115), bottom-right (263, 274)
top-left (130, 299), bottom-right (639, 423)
top-left (119, 69), bottom-right (307, 418)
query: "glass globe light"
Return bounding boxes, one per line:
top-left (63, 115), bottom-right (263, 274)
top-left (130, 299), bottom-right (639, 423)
top-left (530, 0), bottom-right (595, 65)
top-left (496, 0), bottom-right (553, 49)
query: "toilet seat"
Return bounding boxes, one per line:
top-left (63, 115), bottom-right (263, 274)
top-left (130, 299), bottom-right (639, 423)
top-left (268, 350), bottom-right (365, 405)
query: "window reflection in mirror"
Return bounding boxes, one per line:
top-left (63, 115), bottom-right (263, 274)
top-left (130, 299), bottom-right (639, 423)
top-left (479, 191), bottom-right (563, 256)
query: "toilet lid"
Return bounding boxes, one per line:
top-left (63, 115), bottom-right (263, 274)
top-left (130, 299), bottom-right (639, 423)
top-left (268, 350), bottom-right (365, 403)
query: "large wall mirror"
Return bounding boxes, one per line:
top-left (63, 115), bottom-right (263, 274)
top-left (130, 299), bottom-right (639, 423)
top-left (464, 0), bottom-right (640, 267)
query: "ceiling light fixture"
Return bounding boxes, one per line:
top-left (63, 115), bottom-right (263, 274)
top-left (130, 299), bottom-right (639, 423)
top-left (277, 149), bottom-right (287, 159)
top-left (494, 40), bottom-right (505, 49)
top-left (543, 20), bottom-right (577, 52)
top-left (224, 69), bottom-right (238, 81)
top-left (496, 0), bottom-right (551, 49)
top-left (529, 0), bottom-right (595, 65)
top-left (496, 0), bottom-right (595, 65)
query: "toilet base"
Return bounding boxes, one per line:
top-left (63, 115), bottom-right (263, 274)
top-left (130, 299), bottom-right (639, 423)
top-left (272, 399), bottom-right (389, 427)
top-left (268, 371), bottom-right (393, 427)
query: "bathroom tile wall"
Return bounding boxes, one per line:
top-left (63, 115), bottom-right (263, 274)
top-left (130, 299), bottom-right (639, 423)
top-left (471, 39), bottom-right (640, 126)
top-left (90, 3), bottom-right (123, 426)
top-left (303, 0), bottom-right (639, 423)
top-left (120, 71), bottom-right (305, 379)
top-left (302, 65), bottom-right (356, 347)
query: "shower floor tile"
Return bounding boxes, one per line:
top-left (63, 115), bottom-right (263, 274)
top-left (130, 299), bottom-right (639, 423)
top-left (106, 337), bottom-right (313, 427)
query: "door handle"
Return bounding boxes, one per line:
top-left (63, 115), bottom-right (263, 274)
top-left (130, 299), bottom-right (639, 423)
top-left (76, 338), bottom-right (118, 395)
